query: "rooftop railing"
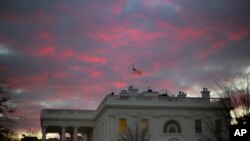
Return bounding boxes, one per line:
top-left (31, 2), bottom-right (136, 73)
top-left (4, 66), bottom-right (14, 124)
top-left (104, 94), bottom-right (227, 103)
top-left (93, 94), bottom-right (229, 116)
top-left (42, 94), bottom-right (229, 119)
top-left (41, 109), bottom-right (96, 118)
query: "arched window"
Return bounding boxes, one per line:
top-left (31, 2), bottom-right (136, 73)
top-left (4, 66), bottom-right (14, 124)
top-left (168, 138), bottom-right (179, 141)
top-left (163, 120), bottom-right (181, 133)
top-left (168, 125), bottom-right (177, 133)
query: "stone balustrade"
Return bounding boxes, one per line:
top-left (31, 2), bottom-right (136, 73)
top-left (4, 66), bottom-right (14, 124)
top-left (103, 94), bottom-right (227, 104)
top-left (41, 109), bottom-right (96, 119)
top-left (42, 95), bottom-right (228, 120)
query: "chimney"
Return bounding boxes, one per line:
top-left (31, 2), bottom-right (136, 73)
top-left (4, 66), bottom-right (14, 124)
top-left (178, 91), bottom-right (187, 97)
top-left (201, 88), bottom-right (210, 98)
top-left (145, 86), bottom-right (153, 92)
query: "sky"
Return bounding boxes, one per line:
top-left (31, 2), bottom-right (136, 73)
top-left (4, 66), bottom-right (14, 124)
top-left (0, 0), bottom-right (250, 134)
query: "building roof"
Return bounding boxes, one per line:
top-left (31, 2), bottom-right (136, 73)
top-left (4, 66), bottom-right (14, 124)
top-left (41, 86), bottom-right (229, 125)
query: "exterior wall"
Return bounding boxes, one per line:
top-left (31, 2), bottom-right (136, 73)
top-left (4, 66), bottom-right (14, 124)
top-left (100, 108), bottom-right (227, 141)
top-left (41, 87), bottom-right (229, 141)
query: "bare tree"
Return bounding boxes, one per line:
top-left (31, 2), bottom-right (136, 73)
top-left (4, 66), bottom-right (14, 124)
top-left (201, 72), bottom-right (250, 141)
top-left (25, 128), bottom-right (40, 137)
top-left (216, 72), bottom-right (250, 126)
top-left (0, 68), bottom-right (17, 140)
top-left (202, 114), bottom-right (230, 141)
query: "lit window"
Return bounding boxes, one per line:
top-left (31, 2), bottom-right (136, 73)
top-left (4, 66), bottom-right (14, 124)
top-left (195, 119), bottom-right (202, 133)
top-left (215, 119), bottom-right (222, 132)
top-left (141, 119), bottom-right (149, 133)
top-left (119, 118), bottom-right (127, 134)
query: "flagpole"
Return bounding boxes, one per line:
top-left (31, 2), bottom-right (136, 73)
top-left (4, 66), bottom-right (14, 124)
top-left (131, 64), bottom-right (134, 88)
top-left (131, 64), bottom-right (142, 88)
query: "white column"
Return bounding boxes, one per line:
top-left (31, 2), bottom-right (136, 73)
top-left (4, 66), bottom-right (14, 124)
top-left (42, 126), bottom-right (46, 141)
top-left (93, 126), bottom-right (96, 141)
top-left (61, 126), bottom-right (66, 141)
top-left (73, 126), bottom-right (78, 141)
top-left (86, 133), bottom-right (89, 141)
top-left (108, 115), bottom-right (115, 141)
top-left (152, 115), bottom-right (160, 141)
top-left (185, 116), bottom-right (192, 141)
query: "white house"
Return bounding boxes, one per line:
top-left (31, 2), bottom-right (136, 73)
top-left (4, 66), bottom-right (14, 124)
top-left (40, 86), bottom-right (229, 141)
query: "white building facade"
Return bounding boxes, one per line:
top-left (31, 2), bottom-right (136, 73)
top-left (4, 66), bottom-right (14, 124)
top-left (40, 86), bottom-right (229, 141)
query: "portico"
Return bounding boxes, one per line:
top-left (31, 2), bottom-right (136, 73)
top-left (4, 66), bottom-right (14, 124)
top-left (41, 109), bottom-right (95, 141)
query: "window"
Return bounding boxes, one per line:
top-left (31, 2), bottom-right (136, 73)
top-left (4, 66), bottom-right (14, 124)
top-left (195, 119), bottom-right (202, 133)
top-left (119, 118), bottom-right (127, 134)
top-left (169, 138), bottom-right (179, 141)
top-left (163, 120), bottom-right (181, 133)
top-left (141, 119), bottom-right (149, 133)
top-left (168, 125), bottom-right (176, 133)
top-left (215, 119), bottom-right (222, 132)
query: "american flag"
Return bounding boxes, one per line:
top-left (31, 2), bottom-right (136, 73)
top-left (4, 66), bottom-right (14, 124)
top-left (132, 66), bottom-right (142, 75)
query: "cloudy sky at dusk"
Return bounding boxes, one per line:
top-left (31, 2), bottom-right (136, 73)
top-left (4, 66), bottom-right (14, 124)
top-left (1, 0), bottom-right (250, 132)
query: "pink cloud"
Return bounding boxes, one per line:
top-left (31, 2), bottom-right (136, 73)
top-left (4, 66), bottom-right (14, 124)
top-left (27, 73), bottom-right (48, 83)
top-left (58, 49), bottom-right (74, 59)
top-left (127, 28), bottom-right (163, 42)
top-left (179, 27), bottom-right (205, 40)
top-left (18, 72), bottom-right (49, 89)
top-left (88, 25), bottom-right (165, 48)
top-left (51, 71), bottom-right (69, 79)
top-left (111, 4), bottom-right (122, 15)
top-left (28, 46), bottom-right (74, 59)
top-left (158, 20), bottom-right (208, 43)
top-left (108, 0), bottom-right (126, 15)
top-left (90, 71), bottom-right (103, 78)
top-left (53, 80), bottom-right (109, 104)
top-left (76, 54), bottom-right (107, 63)
top-left (36, 31), bottom-right (54, 41)
top-left (79, 67), bottom-right (104, 78)
top-left (90, 31), bottom-right (120, 42)
top-left (226, 29), bottom-right (250, 41)
top-left (35, 10), bottom-right (57, 24)
top-left (210, 41), bottom-right (227, 50)
top-left (197, 40), bottom-right (227, 59)
top-left (151, 80), bottom-right (177, 93)
top-left (113, 81), bottom-right (127, 89)
top-left (152, 62), bottom-right (161, 72)
top-left (36, 46), bottom-right (55, 57)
